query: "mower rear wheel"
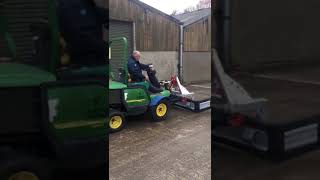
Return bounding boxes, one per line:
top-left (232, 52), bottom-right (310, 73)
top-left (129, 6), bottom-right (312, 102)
top-left (150, 99), bottom-right (170, 122)
top-left (108, 110), bottom-right (126, 133)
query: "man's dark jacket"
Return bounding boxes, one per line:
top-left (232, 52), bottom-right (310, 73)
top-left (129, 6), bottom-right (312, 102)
top-left (128, 56), bottom-right (149, 82)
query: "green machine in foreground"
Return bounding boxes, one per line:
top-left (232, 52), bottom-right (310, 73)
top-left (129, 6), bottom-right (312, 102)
top-left (0, 1), bottom-right (107, 179)
top-left (108, 37), bottom-right (172, 133)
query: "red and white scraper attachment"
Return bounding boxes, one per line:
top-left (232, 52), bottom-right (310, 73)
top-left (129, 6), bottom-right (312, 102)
top-left (161, 75), bottom-right (210, 112)
top-left (173, 76), bottom-right (194, 96)
top-left (169, 75), bottom-right (194, 96)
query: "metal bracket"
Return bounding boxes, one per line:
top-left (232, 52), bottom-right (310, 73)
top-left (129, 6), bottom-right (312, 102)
top-left (212, 49), bottom-right (268, 121)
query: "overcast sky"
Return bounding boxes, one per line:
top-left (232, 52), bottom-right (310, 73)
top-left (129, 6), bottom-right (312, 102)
top-left (140, 0), bottom-right (199, 15)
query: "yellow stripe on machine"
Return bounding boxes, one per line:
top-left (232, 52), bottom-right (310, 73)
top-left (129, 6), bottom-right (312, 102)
top-left (126, 99), bottom-right (146, 103)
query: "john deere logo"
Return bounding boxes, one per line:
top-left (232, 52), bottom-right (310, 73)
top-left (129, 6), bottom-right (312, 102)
top-left (48, 99), bottom-right (59, 123)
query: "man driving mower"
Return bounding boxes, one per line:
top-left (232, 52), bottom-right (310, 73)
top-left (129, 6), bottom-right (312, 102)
top-left (128, 51), bottom-right (163, 93)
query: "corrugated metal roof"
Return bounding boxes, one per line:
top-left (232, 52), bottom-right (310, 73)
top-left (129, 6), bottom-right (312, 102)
top-left (130, 0), bottom-right (183, 25)
top-left (174, 8), bottom-right (211, 26)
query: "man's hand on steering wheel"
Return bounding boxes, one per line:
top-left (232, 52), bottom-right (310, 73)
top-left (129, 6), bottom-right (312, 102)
top-left (145, 75), bottom-right (149, 82)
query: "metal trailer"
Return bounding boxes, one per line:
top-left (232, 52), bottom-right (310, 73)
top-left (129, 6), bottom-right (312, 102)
top-left (174, 96), bottom-right (211, 112)
top-left (212, 49), bottom-right (320, 160)
top-left (171, 87), bottom-right (211, 113)
top-left (160, 78), bottom-right (211, 113)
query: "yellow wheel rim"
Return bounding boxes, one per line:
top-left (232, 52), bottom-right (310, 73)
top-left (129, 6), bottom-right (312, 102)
top-left (8, 171), bottom-right (39, 180)
top-left (156, 103), bottom-right (167, 117)
top-left (109, 116), bottom-right (123, 129)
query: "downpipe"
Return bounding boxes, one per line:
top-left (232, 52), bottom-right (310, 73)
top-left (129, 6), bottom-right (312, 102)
top-left (178, 25), bottom-right (184, 83)
top-left (216, 0), bottom-right (232, 72)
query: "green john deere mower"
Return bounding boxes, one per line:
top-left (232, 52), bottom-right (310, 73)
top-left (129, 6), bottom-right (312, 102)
top-left (108, 37), bottom-right (172, 133)
top-left (0, 1), bottom-right (107, 179)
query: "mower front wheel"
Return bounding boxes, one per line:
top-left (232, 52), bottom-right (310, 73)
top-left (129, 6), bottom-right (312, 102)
top-left (108, 110), bottom-right (126, 133)
top-left (0, 152), bottom-right (51, 180)
top-left (150, 99), bottom-right (170, 122)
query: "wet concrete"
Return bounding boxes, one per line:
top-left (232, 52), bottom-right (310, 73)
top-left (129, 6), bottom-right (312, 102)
top-left (109, 83), bottom-right (211, 180)
top-left (255, 64), bottom-right (320, 83)
top-left (214, 145), bottom-right (320, 180)
top-left (187, 83), bottom-right (211, 101)
top-left (235, 75), bottom-right (320, 124)
top-left (214, 67), bottom-right (320, 180)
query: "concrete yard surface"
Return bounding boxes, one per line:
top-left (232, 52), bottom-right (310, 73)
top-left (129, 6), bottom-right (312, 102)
top-left (214, 145), bottom-right (320, 180)
top-left (223, 65), bottom-right (320, 124)
top-left (254, 64), bottom-right (320, 83)
top-left (234, 75), bottom-right (320, 124)
top-left (214, 66), bottom-right (320, 180)
top-left (109, 82), bottom-right (211, 180)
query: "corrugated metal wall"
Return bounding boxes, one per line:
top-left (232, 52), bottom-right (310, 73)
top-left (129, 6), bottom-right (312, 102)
top-left (0, 0), bottom-right (48, 63)
top-left (109, 20), bottom-right (133, 54)
top-left (230, 0), bottom-right (320, 70)
top-left (109, 0), bottom-right (180, 51)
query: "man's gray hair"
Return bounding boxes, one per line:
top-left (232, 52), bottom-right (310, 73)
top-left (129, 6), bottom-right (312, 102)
top-left (133, 50), bottom-right (140, 55)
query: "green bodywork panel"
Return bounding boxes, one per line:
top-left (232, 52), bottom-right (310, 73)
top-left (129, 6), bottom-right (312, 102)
top-left (47, 85), bottom-right (107, 139)
top-left (59, 66), bottom-right (108, 78)
top-left (129, 81), bottom-right (150, 89)
top-left (124, 88), bottom-right (150, 107)
top-left (0, 1), bottom-right (108, 150)
top-left (109, 80), bottom-right (127, 89)
top-left (0, 63), bottom-right (56, 87)
top-left (110, 80), bottom-right (170, 106)
top-left (151, 90), bottom-right (171, 99)
top-left (123, 88), bottom-right (150, 115)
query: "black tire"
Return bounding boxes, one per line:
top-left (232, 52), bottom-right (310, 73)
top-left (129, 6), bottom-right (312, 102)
top-left (108, 109), bottom-right (126, 133)
top-left (150, 99), bottom-right (170, 122)
top-left (0, 152), bottom-right (51, 180)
